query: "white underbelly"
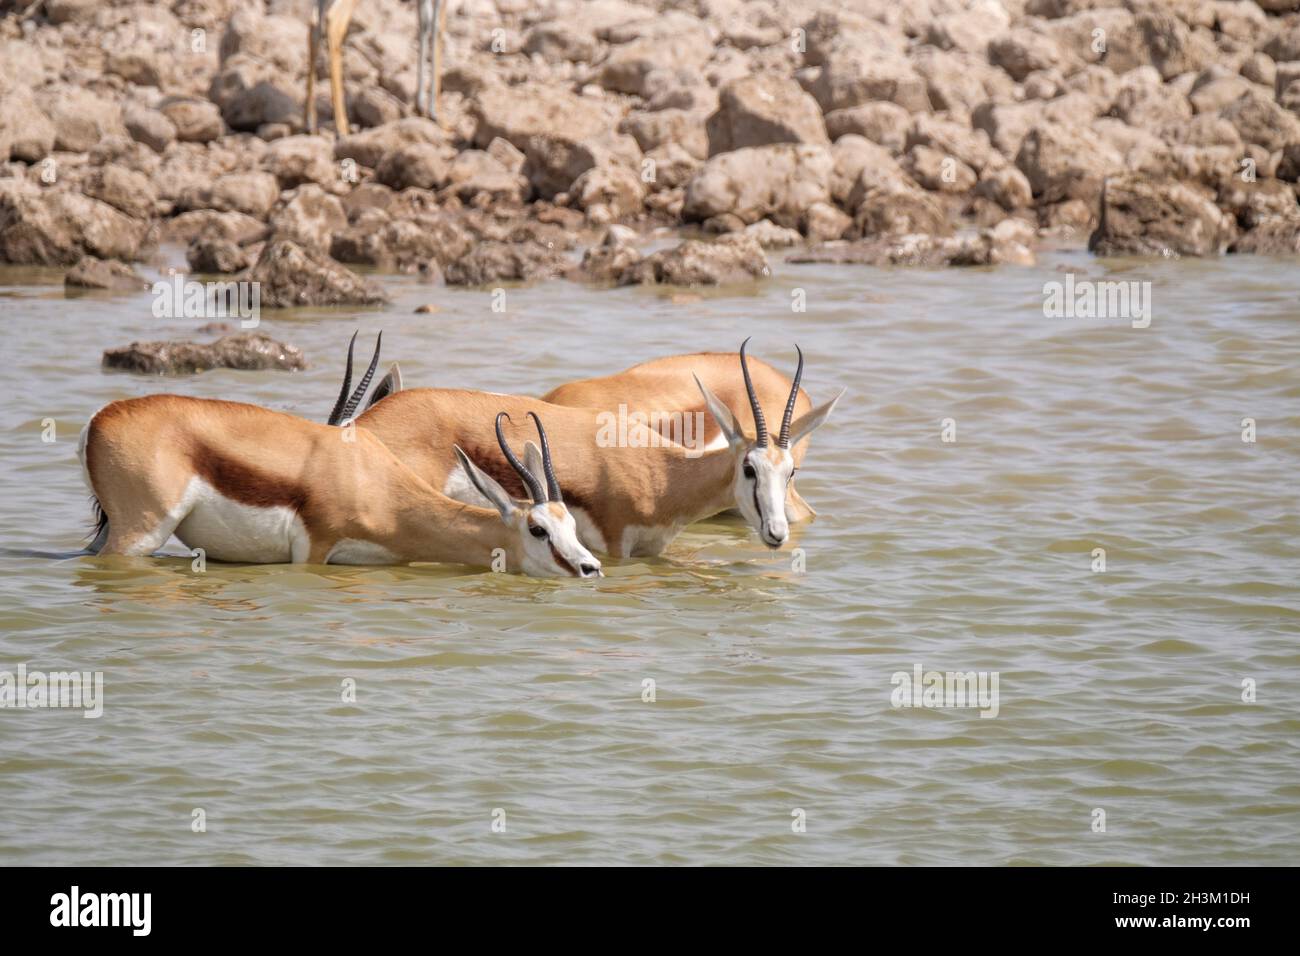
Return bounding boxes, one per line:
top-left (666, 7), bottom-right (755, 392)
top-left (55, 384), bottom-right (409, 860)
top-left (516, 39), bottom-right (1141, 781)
top-left (173, 479), bottom-right (305, 563)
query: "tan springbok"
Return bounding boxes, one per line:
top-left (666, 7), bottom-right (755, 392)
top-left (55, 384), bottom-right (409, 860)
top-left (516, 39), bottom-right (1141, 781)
top-left (77, 394), bottom-right (601, 577)
top-left (541, 344), bottom-right (833, 522)
top-left (328, 340), bottom-right (840, 556)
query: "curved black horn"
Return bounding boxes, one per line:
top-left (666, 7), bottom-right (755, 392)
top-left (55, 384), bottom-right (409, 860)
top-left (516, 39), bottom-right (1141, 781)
top-left (496, 412), bottom-right (545, 505)
top-left (526, 411), bottom-right (562, 504)
top-left (327, 330), bottom-right (359, 426)
top-left (339, 331), bottom-right (382, 423)
top-left (739, 337), bottom-right (768, 446)
top-left (778, 345), bottom-right (804, 449)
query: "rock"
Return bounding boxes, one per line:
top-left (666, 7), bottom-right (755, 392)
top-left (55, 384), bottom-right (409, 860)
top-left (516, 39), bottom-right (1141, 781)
top-left (706, 74), bottom-right (829, 156)
top-left (904, 146), bottom-right (977, 193)
top-left (160, 98), bottom-right (225, 143)
top-left (1016, 123), bottom-right (1124, 204)
top-left (851, 183), bottom-right (950, 238)
top-left (262, 135), bottom-right (336, 189)
top-left (830, 135), bottom-right (907, 207)
top-left (82, 165), bottom-right (158, 221)
top-left (331, 211), bottom-right (473, 272)
top-left (444, 151), bottom-right (530, 205)
top-left (1220, 90), bottom-right (1300, 153)
top-left (1231, 217), bottom-right (1300, 255)
top-left (744, 219), bottom-right (803, 247)
top-left (598, 16), bottom-right (713, 97)
top-left (246, 240), bottom-right (389, 307)
top-left (36, 87), bottom-right (125, 153)
top-left (824, 102), bottom-right (911, 154)
top-left (441, 240), bottom-right (567, 286)
top-left (524, 23), bottom-right (599, 63)
top-left (65, 256), bottom-right (148, 291)
top-left (624, 233), bottom-right (770, 286)
top-left (803, 201), bottom-right (853, 242)
top-left (1090, 175), bottom-right (1234, 257)
top-left (471, 83), bottom-right (640, 198)
top-left (165, 209), bottom-right (268, 245)
top-left (927, 3), bottom-right (1011, 53)
top-left (620, 109), bottom-right (709, 161)
top-left (375, 142), bottom-right (454, 191)
top-left (788, 224), bottom-right (1034, 268)
top-left (335, 118), bottom-right (450, 169)
top-left (351, 87), bottom-right (405, 129)
top-left (222, 78), bottom-right (301, 132)
top-left (207, 171), bottom-right (282, 219)
top-left (123, 103), bottom-right (177, 154)
top-left (0, 185), bottom-right (149, 265)
top-left (990, 28), bottom-right (1068, 82)
top-left (571, 165), bottom-right (646, 223)
top-left (577, 225), bottom-right (643, 283)
top-left (810, 47), bottom-right (931, 114)
top-left (683, 144), bottom-right (833, 228)
top-left (976, 163), bottom-right (1034, 211)
top-left (268, 185), bottom-right (347, 254)
top-left (102, 334), bottom-right (308, 375)
top-left (187, 237), bottom-right (250, 274)
top-left (0, 87), bottom-right (56, 163)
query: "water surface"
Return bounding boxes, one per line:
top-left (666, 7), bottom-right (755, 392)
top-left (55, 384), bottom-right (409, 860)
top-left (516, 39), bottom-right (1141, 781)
top-left (1, 247), bottom-right (1297, 865)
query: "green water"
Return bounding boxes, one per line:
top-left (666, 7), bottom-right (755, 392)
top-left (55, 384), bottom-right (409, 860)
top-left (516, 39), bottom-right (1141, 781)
top-left (1, 247), bottom-right (1298, 864)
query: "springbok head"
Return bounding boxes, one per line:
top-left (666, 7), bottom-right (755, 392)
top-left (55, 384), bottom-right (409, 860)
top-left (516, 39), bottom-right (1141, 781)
top-left (695, 339), bottom-right (842, 549)
top-left (454, 412), bottom-right (603, 579)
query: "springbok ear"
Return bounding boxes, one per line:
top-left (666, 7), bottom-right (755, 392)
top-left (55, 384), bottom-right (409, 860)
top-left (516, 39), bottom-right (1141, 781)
top-left (693, 374), bottom-right (743, 446)
top-left (454, 445), bottom-right (515, 520)
top-left (521, 440), bottom-right (550, 503)
top-left (786, 389), bottom-right (844, 448)
top-left (365, 363), bottom-right (403, 410)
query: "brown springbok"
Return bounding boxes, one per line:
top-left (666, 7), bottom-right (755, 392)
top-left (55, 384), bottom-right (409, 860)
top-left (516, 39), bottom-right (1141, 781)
top-left (328, 340), bottom-right (840, 556)
top-left (77, 395), bottom-right (601, 577)
top-left (541, 344), bottom-right (836, 522)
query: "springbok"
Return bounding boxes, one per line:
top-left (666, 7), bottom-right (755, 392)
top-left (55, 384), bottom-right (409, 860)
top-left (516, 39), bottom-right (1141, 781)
top-left (540, 344), bottom-right (834, 522)
top-left (326, 339), bottom-right (840, 556)
top-left (77, 395), bottom-right (602, 577)
top-left (305, 0), bottom-right (448, 136)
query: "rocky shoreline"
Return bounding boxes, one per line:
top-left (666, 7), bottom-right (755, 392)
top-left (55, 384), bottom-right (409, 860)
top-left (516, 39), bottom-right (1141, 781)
top-left (2, 0), bottom-right (1300, 307)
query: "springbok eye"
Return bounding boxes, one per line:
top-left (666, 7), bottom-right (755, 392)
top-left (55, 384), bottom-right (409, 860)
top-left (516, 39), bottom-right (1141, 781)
top-left (529, 525), bottom-right (548, 539)
top-left (743, 464), bottom-right (757, 480)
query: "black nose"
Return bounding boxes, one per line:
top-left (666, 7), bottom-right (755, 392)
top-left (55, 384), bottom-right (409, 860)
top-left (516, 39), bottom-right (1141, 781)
top-left (580, 563), bottom-right (600, 577)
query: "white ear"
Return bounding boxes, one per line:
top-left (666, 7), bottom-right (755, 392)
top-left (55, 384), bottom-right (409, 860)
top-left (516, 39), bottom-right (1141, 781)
top-left (454, 445), bottom-right (515, 520)
top-left (786, 389), bottom-right (843, 447)
top-left (694, 374), bottom-right (743, 445)
top-left (521, 440), bottom-right (549, 503)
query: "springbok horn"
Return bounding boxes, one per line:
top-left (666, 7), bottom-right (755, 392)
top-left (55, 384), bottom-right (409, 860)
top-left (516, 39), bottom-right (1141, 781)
top-left (339, 331), bottom-right (382, 423)
top-left (778, 345), bottom-right (804, 449)
top-left (496, 412), bottom-right (545, 505)
top-left (327, 330), bottom-right (359, 426)
top-left (739, 337), bottom-right (768, 446)
top-left (526, 411), bottom-right (562, 505)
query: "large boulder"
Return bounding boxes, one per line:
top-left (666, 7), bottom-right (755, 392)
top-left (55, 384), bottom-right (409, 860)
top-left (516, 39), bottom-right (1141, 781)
top-left (471, 84), bottom-right (640, 198)
top-left (597, 14), bottom-right (713, 97)
top-left (262, 135), bottom-right (336, 189)
top-left (441, 240), bottom-right (567, 286)
top-left (1089, 175), bottom-right (1234, 257)
top-left (246, 240), bottom-right (389, 307)
top-left (65, 256), bottom-right (148, 291)
top-left (623, 234), bottom-right (770, 286)
top-left (1016, 122), bottom-right (1124, 204)
top-left (103, 334), bottom-right (308, 375)
top-left (809, 47), bottom-right (931, 114)
top-left (0, 185), bottom-right (149, 265)
top-left (335, 118), bottom-right (451, 169)
top-left (0, 86), bottom-right (56, 163)
top-left (268, 185), bottom-right (347, 255)
top-left (706, 74), bottom-right (829, 156)
top-left (683, 144), bottom-right (833, 227)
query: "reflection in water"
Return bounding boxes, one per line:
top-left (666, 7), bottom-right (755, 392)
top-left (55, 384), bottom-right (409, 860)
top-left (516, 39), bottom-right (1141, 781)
top-left (0, 249), bottom-right (1297, 865)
